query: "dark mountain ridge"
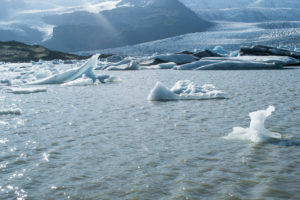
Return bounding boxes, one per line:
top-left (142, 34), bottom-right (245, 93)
top-left (43, 0), bottom-right (212, 52)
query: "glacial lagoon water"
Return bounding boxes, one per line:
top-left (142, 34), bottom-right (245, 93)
top-left (1, 69), bottom-right (300, 199)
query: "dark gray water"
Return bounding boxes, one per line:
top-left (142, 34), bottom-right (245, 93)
top-left (1, 69), bottom-right (300, 199)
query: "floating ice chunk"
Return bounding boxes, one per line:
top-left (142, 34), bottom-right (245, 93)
top-left (0, 138), bottom-right (8, 144)
top-left (176, 56), bottom-right (298, 70)
top-left (147, 82), bottom-right (178, 101)
top-left (203, 56), bottom-right (299, 66)
top-left (0, 121), bottom-right (9, 126)
top-left (0, 108), bottom-right (22, 115)
top-left (212, 46), bottom-right (229, 56)
top-left (105, 60), bottom-right (139, 70)
top-left (142, 62), bottom-right (176, 70)
top-left (151, 54), bottom-right (198, 65)
top-left (224, 106), bottom-right (281, 143)
top-left (175, 60), bottom-right (217, 70)
top-left (96, 75), bottom-right (110, 83)
top-left (229, 51), bottom-right (239, 57)
top-left (0, 79), bottom-right (12, 86)
top-left (62, 75), bottom-right (94, 86)
top-left (196, 61), bottom-right (280, 70)
top-left (7, 87), bottom-right (47, 94)
top-left (29, 54), bottom-right (99, 85)
top-left (35, 70), bottom-right (52, 80)
top-left (148, 80), bottom-right (226, 101)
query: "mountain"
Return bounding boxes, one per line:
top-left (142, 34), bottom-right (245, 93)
top-left (0, 41), bottom-right (87, 62)
top-left (42, 0), bottom-right (212, 52)
top-left (179, 0), bottom-right (300, 22)
top-left (0, 25), bottom-right (43, 44)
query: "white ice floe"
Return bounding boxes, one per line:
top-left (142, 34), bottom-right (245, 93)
top-left (0, 121), bottom-right (9, 125)
top-left (196, 61), bottom-right (279, 70)
top-left (203, 56), bottom-right (299, 65)
top-left (148, 80), bottom-right (227, 101)
top-left (62, 75), bottom-right (95, 86)
top-left (151, 54), bottom-right (198, 65)
top-left (224, 106), bottom-right (281, 143)
top-left (105, 60), bottom-right (139, 70)
top-left (7, 87), bottom-right (47, 94)
top-left (141, 62), bottom-right (176, 70)
top-left (176, 56), bottom-right (299, 70)
top-left (0, 108), bottom-right (22, 115)
top-left (0, 138), bottom-right (8, 144)
top-left (29, 54), bottom-right (99, 85)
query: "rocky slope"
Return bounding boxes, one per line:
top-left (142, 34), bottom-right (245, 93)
top-left (0, 41), bottom-right (87, 63)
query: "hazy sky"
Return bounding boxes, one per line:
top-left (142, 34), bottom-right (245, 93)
top-left (0, 0), bottom-right (120, 19)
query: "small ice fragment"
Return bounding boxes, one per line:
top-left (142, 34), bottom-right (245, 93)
top-left (42, 152), bottom-right (49, 162)
top-left (7, 87), bottom-right (47, 94)
top-left (224, 106), bottom-right (281, 143)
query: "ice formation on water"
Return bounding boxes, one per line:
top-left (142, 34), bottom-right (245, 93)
top-left (151, 54), bottom-right (198, 65)
top-left (224, 106), bottom-right (281, 143)
top-left (140, 62), bottom-right (176, 70)
top-left (176, 56), bottom-right (299, 70)
top-left (29, 54), bottom-right (99, 85)
top-left (211, 46), bottom-right (229, 56)
top-left (105, 60), bottom-right (139, 70)
top-left (7, 87), bottom-right (47, 94)
top-left (0, 108), bottom-right (22, 115)
top-left (147, 82), bottom-right (178, 101)
top-left (62, 75), bottom-right (95, 86)
top-left (148, 80), bottom-right (227, 101)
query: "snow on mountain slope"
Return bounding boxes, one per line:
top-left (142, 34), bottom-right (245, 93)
top-left (249, 0), bottom-right (300, 8)
top-left (179, 0), bottom-right (253, 9)
top-left (179, 0), bottom-right (300, 22)
top-left (78, 21), bottom-right (300, 56)
top-left (179, 0), bottom-right (300, 10)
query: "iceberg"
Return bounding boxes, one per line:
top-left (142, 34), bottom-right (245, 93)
top-left (174, 60), bottom-right (218, 70)
top-left (211, 46), bottom-right (229, 56)
top-left (176, 56), bottom-right (298, 70)
top-left (62, 75), bottom-right (94, 86)
top-left (141, 62), bottom-right (176, 70)
top-left (7, 87), bottom-right (47, 94)
top-left (29, 54), bottom-right (99, 85)
top-left (105, 60), bottom-right (139, 70)
top-left (224, 106), bottom-right (281, 143)
top-left (148, 80), bottom-right (227, 101)
top-left (151, 54), bottom-right (198, 65)
top-left (148, 82), bottom-right (179, 101)
top-left (196, 61), bottom-right (280, 70)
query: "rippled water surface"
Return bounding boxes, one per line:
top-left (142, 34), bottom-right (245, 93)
top-left (1, 69), bottom-right (300, 199)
